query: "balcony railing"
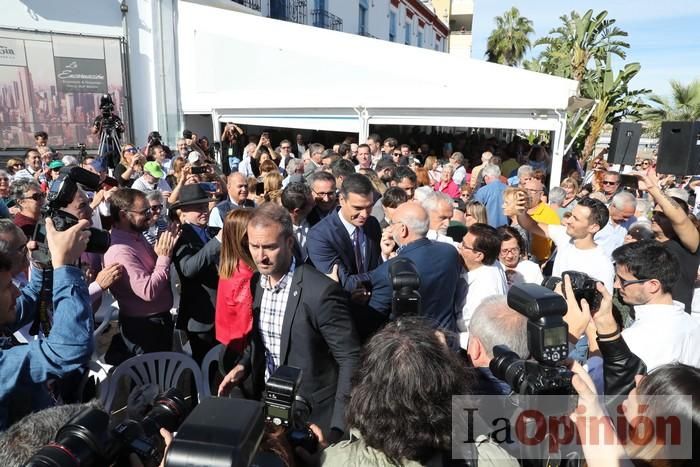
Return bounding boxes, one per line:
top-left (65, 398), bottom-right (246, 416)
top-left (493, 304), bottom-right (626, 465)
top-left (270, 0), bottom-right (308, 25)
top-left (312, 9), bottom-right (343, 32)
top-left (231, 0), bottom-right (261, 11)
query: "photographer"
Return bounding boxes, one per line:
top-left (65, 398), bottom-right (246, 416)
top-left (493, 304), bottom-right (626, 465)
top-left (467, 296), bottom-right (528, 395)
top-left (319, 317), bottom-right (517, 467)
top-left (113, 144), bottom-right (144, 188)
top-left (0, 217), bottom-right (94, 430)
top-left (221, 123), bottom-right (244, 175)
top-left (560, 273), bottom-right (646, 397)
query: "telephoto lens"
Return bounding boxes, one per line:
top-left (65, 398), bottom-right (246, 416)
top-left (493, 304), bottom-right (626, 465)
top-left (489, 345), bottom-right (527, 394)
top-left (24, 409), bottom-right (112, 467)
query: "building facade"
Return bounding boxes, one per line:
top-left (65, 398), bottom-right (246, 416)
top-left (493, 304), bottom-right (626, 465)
top-left (231, 0), bottom-right (448, 51)
top-left (430, 0), bottom-right (473, 57)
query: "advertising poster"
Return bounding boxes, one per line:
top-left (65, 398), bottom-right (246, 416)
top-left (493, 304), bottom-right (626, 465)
top-left (0, 29), bottom-right (126, 149)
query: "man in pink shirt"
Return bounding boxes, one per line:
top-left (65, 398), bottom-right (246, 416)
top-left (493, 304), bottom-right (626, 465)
top-left (104, 188), bottom-right (178, 357)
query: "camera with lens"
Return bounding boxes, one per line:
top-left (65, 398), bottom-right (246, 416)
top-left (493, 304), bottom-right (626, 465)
top-left (26, 388), bottom-right (190, 467)
top-left (148, 131), bottom-right (162, 147)
top-left (489, 284), bottom-right (574, 398)
top-left (542, 270), bottom-right (603, 312)
top-left (389, 257), bottom-right (421, 317)
top-left (32, 166), bottom-right (111, 265)
top-left (264, 365), bottom-right (318, 453)
top-left (99, 94), bottom-right (114, 119)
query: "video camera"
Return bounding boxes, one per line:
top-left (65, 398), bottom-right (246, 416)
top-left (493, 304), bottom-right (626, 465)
top-left (489, 283), bottom-right (574, 397)
top-left (389, 258), bottom-right (421, 317)
top-left (32, 166), bottom-right (111, 265)
top-left (26, 389), bottom-right (190, 467)
top-left (165, 366), bottom-right (318, 467)
top-left (542, 270), bottom-right (603, 313)
top-left (99, 94), bottom-right (114, 119)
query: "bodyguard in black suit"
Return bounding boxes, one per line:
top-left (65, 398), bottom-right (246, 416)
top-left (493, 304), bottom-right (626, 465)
top-left (306, 173), bottom-right (382, 291)
top-left (170, 185), bottom-right (221, 364)
top-left (218, 203), bottom-right (360, 440)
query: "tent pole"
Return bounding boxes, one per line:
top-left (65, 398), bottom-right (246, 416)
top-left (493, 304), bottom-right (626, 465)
top-left (549, 110), bottom-right (568, 191)
top-left (211, 109), bottom-right (220, 144)
top-left (355, 107), bottom-right (369, 143)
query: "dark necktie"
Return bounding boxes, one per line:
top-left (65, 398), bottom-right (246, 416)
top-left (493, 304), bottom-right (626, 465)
top-left (353, 228), bottom-right (365, 273)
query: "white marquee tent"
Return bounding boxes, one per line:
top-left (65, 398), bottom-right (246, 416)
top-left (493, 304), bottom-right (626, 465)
top-left (177, 1), bottom-right (579, 185)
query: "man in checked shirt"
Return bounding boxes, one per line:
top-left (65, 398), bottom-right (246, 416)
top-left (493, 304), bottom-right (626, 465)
top-left (218, 203), bottom-right (360, 443)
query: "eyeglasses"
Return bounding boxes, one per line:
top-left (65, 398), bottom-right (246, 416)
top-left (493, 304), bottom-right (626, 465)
top-left (22, 193), bottom-right (45, 201)
top-left (150, 204), bottom-right (163, 211)
top-left (459, 243), bottom-right (479, 252)
top-left (127, 207), bottom-right (152, 215)
top-left (125, 148), bottom-right (138, 153)
top-left (602, 180), bottom-right (618, 185)
top-left (615, 274), bottom-right (650, 288)
top-left (500, 247), bottom-right (520, 256)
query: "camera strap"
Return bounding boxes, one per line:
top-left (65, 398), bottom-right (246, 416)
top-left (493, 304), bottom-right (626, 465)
top-left (30, 267), bottom-right (54, 337)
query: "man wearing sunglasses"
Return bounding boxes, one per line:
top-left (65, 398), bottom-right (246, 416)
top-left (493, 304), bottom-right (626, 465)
top-left (612, 241), bottom-right (700, 371)
top-left (600, 171), bottom-right (621, 203)
top-left (104, 188), bottom-right (179, 359)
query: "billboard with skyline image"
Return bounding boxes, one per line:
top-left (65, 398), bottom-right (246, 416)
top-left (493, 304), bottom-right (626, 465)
top-left (0, 29), bottom-right (126, 149)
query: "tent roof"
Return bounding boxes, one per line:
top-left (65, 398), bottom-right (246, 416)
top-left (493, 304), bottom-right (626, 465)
top-left (178, 3), bottom-right (579, 115)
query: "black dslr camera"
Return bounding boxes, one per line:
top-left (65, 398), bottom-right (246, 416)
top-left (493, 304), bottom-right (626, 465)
top-left (32, 166), bottom-right (111, 265)
top-left (147, 131), bottom-right (162, 147)
top-left (26, 389), bottom-right (190, 467)
top-left (489, 284), bottom-right (574, 398)
top-left (542, 270), bottom-right (603, 313)
top-left (264, 365), bottom-right (318, 453)
top-left (389, 258), bottom-right (421, 317)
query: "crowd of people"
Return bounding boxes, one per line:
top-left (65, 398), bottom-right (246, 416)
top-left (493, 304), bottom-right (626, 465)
top-left (0, 126), bottom-right (699, 466)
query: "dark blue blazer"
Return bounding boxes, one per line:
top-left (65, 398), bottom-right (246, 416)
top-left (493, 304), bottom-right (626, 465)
top-left (367, 238), bottom-right (461, 333)
top-left (306, 210), bottom-right (382, 291)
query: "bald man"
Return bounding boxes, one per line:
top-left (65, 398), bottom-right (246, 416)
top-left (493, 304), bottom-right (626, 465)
top-left (209, 172), bottom-right (255, 229)
top-left (363, 202), bottom-right (462, 335)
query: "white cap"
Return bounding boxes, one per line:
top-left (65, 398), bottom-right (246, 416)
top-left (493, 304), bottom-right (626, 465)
top-left (187, 151), bottom-right (200, 164)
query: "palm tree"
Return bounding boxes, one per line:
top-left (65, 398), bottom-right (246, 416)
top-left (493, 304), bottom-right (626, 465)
top-left (536, 10), bottom-right (629, 83)
top-left (580, 57), bottom-right (649, 158)
top-left (642, 79), bottom-right (700, 128)
top-left (485, 7), bottom-right (535, 67)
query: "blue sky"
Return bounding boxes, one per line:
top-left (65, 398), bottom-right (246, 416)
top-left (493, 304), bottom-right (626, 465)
top-left (471, 0), bottom-right (700, 98)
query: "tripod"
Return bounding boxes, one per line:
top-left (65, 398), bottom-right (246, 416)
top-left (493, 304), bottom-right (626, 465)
top-left (97, 123), bottom-right (122, 169)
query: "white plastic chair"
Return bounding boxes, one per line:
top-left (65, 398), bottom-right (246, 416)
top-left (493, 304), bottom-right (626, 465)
top-left (200, 343), bottom-right (225, 397)
top-left (99, 352), bottom-right (205, 412)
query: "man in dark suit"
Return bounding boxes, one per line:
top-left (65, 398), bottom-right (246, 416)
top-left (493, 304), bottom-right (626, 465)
top-left (218, 203), bottom-right (360, 440)
top-left (366, 202), bottom-right (461, 334)
top-left (306, 173), bottom-right (382, 291)
top-left (171, 184), bottom-right (222, 364)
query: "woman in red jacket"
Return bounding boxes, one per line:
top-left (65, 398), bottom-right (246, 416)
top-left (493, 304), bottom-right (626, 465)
top-left (215, 208), bottom-right (256, 352)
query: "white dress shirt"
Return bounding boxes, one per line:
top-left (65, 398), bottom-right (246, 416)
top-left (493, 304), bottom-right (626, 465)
top-left (622, 301), bottom-right (700, 371)
top-left (457, 263), bottom-right (508, 348)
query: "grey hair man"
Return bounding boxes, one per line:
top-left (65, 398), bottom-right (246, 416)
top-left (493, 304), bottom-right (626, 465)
top-left (467, 295), bottom-right (528, 395)
top-left (366, 202), bottom-right (462, 336)
top-left (421, 191), bottom-right (456, 245)
top-left (595, 190), bottom-right (638, 257)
